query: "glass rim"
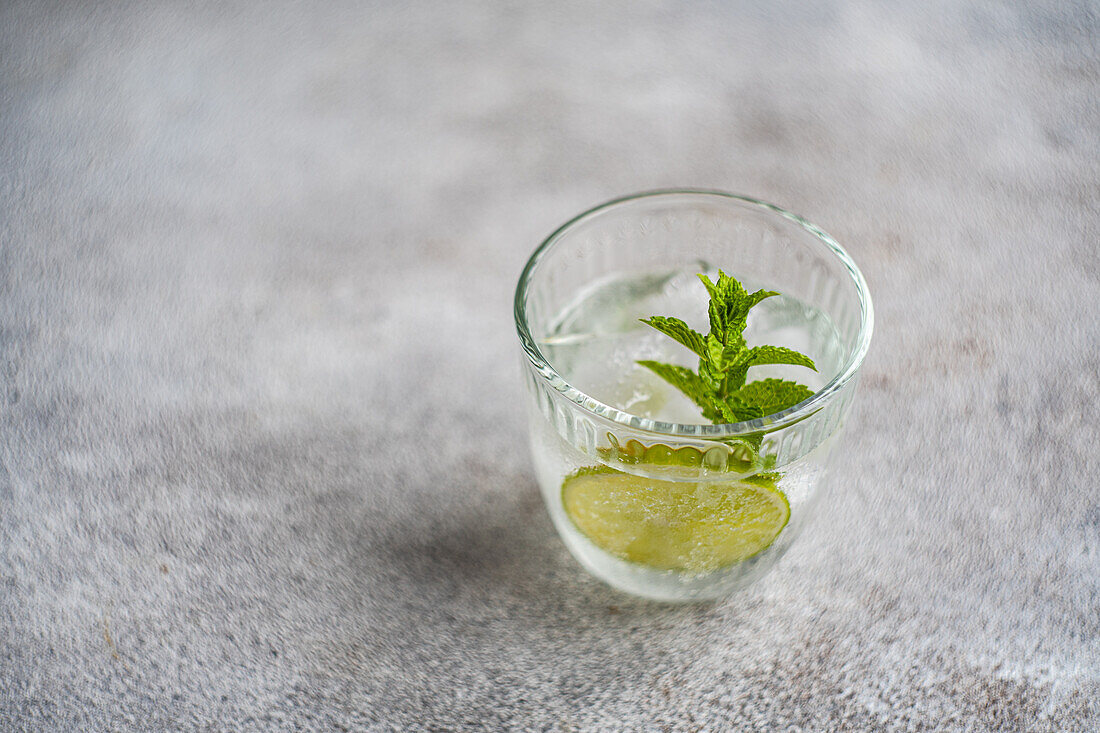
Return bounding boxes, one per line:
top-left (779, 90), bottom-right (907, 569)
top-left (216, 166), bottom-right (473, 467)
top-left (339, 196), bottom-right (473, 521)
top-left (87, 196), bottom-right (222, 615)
top-left (514, 189), bottom-right (875, 438)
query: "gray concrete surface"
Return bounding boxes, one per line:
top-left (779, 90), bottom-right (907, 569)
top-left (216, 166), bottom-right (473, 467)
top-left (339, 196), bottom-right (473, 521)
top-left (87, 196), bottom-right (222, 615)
top-left (2, 1), bottom-right (1098, 730)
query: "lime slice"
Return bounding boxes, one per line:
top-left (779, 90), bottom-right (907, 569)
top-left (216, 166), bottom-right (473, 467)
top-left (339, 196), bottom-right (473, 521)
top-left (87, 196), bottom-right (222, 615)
top-left (562, 467), bottom-right (790, 573)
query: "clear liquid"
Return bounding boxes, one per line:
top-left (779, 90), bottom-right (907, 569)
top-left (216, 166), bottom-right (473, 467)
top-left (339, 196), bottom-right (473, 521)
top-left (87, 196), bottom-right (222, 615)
top-left (529, 268), bottom-right (845, 601)
top-left (541, 268), bottom-right (845, 423)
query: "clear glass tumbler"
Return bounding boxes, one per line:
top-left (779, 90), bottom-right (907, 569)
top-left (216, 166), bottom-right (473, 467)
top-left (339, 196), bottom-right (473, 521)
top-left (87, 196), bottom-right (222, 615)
top-left (515, 190), bottom-right (873, 601)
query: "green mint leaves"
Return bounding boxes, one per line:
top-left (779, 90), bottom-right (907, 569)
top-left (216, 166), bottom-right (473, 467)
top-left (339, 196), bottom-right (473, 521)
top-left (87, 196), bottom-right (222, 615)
top-left (639, 271), bottom-right (817, 424)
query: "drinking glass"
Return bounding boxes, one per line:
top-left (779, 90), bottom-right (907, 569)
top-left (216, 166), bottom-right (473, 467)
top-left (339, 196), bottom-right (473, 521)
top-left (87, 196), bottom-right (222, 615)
top-left (515, 190), bottom-right (873, 601)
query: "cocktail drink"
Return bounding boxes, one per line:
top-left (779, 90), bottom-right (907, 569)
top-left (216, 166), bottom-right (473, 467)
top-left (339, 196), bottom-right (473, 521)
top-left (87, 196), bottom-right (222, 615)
top-left (515, 191), bottom-right (873, 601)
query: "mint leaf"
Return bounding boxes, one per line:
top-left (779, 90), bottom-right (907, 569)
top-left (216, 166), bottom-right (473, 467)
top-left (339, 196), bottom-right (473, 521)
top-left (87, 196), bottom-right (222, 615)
top-left (745, 288), bottom-right (779, 310)
top-left (718, 395), bottom-right (764, 423)
top-left (718, 365), bottom-right (750, 398)
top-left (639, 316), bottom-right (706, 358)
top-left (699, 271), bottom-right (746, 344)
top-left (637, 360), bottom-right (722, 419)
top-left (638, 271), bottom-right (818, 426)
top-left (719, 335), bottom-right (748, 367)
top-left (733, 379), bottom-right (814, 415)
top-left (745, 346), bottom-right (817, 371)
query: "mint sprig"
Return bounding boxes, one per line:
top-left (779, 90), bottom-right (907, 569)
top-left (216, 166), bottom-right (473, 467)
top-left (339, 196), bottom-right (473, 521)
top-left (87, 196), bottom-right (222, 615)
top-left (639, 271), bottom-right (817, 424)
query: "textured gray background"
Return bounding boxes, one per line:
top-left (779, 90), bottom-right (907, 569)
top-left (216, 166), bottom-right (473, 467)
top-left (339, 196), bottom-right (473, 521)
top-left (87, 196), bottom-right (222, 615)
top-left (2, 1), bottom-right (1098, 730)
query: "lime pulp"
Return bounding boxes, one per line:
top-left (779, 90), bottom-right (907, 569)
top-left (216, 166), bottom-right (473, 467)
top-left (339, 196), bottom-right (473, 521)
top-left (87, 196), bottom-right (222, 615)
top-left (562, 467), bottom-right (790, 573)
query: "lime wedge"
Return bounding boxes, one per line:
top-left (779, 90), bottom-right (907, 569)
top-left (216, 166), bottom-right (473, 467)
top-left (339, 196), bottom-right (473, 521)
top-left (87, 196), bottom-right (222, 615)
top-left (562, 467), bottom-right (790, 573)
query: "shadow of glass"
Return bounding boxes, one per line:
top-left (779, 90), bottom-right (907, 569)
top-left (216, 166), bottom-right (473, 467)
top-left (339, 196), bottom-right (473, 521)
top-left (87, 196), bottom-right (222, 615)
top-left (341, 475), bottom-right (696, 617)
